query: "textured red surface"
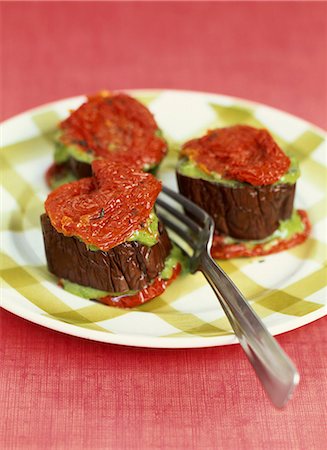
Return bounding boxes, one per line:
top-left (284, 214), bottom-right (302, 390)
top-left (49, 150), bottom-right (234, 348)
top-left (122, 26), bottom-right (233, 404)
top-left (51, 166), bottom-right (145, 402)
top-left (45, 160), bottom-right (161, 251)
top-left (1, 310), bottom-right (327, 449)
top-left (59, 92), bottom-right (167, 168)
top-left (2, 2), bottom-right (327, 128)
top-left (1, 2), bottom-right (327, 449)
top-left (181, 126), bottom-right (291, 185)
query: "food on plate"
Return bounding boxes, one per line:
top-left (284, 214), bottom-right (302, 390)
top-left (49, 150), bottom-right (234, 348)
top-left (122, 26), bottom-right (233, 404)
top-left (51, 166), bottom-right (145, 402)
top-left (176, 125), bottom-right (310, 259)
top-left (41, 160), bottom-right (182, 308)
top-left (46, 91), bottom-right (167, 188)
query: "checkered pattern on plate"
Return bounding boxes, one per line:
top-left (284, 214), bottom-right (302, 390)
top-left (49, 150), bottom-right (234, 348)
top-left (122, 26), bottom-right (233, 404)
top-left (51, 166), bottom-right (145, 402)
top-left (1, 90), bottom-right (326, 348)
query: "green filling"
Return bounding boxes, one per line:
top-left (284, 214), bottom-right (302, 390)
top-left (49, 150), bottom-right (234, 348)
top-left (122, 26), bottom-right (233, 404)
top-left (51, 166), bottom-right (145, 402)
top-left (127, 211), bottom-right (159, 246)
top-left (277, 156), bottom-right (300, 184)
top-left (61, 244), bottom-right (184, 300)
top-left (147, 164), bottom-right (159, 175)
top-left (160, 244), bottom-right (187, 279)
top-left (54, 129), bottom-right (164, 171)
top-left (177, 155), bottom-right (300, 187)
top-left (155, 128), bottom-right (164, 138)
top-left (54, 133), bottom-right (95, 165)
top-left (54, 142), bottom-right (95, 164)
top-left (61, 279), bottom-right (133, 300)
top-left (78, 239), bottom-right (101, 252)
top-left (74, 210), bottom-right (160, 251)
top-left (177, 158), bottom-right (240, 187)
top-left (50, 170), bottom-right (77, 190)
top-left (223, 210), bottom-right (304, 251)
top-left (54, 140), bottom-right (69, 164)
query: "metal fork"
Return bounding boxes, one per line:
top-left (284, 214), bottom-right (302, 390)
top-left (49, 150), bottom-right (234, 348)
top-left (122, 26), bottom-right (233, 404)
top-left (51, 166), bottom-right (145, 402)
top-left (156, 186), bottom-right (300, 408)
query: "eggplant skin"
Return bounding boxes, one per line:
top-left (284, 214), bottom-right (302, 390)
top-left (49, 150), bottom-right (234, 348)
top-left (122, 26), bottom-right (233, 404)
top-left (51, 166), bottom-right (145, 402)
top-left (66, 157), bottom-right (92, 178)
top-left (41, 214), bottom-right (172, 293)
top-left (177, 172), bottom-right (295, 240)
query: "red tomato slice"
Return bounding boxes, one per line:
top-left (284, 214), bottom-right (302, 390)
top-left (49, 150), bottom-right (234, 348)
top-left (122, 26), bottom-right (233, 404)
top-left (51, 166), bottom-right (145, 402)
top-left (181, 125), bottom-right (290, 186)
top-left (45, 159), bottom-right (162, 251)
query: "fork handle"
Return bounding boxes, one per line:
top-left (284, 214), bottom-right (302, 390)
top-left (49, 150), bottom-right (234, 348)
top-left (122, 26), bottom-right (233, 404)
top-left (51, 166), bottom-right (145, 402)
top-left (200, 252), bottom-right (300, 408)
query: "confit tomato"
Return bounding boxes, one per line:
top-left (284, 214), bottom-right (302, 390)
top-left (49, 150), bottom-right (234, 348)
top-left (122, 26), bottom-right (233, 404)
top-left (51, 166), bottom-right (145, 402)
top-left (181, 125), bottom-right (290, 186)
top-left (45, 160), bottom-right (162, 251)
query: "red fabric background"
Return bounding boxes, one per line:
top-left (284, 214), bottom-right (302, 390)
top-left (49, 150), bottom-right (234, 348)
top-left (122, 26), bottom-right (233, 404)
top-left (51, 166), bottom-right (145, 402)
top-left (2, 1), bottom-right (327, 128)
top-left (1, 2), bottom-right (327, 449)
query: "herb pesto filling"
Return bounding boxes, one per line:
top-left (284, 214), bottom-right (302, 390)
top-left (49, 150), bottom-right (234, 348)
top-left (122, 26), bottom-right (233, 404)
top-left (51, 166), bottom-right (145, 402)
top-left (54, 133), bottom-right (94, 165)
top-left (75, 210), bottom-right (160, 250)
top-left (177, 155), bottom-right (300, 187)
top-left (127, 211), bottom-right (159, 246)
top-left (54, 130), bottom-right (163, 173)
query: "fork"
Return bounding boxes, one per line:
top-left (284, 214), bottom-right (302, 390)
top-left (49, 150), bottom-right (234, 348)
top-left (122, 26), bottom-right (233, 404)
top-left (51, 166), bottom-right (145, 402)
top-left (156, 186), bottom-right (300, 408)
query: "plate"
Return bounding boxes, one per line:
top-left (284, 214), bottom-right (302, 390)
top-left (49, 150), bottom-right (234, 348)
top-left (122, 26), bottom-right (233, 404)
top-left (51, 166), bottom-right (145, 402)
top-left (1, 89), bottom-right (326, 348)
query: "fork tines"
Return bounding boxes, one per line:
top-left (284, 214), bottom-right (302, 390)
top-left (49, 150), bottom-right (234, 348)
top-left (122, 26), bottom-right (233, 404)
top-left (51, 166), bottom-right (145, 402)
top-left (161, 186), bottom-right (210, 225)
top-left (156, 186), bottom-right (214, 254)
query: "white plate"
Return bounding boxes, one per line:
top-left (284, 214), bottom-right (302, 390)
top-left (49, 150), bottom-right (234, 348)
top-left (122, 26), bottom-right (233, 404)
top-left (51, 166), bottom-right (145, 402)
top-left (1, 89), bottom-right (326, 348)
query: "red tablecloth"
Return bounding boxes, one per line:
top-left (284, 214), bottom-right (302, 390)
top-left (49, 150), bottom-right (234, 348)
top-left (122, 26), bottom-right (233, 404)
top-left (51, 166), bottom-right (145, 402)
top-left (1, 2), bottom-right (327, 449)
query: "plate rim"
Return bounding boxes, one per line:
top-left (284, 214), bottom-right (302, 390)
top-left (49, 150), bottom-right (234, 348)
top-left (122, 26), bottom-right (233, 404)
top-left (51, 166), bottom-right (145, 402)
top-left (2, 297), bottom-right (326, 348)
top-left (2, 88), bottom-right (326, 137)
top-left (1, 88), bottom-right (326, 348)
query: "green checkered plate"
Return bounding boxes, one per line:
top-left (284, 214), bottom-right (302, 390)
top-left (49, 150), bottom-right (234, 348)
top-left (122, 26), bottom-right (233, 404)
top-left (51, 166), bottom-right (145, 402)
top-left (1, 90), bottom-right (326, 348)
